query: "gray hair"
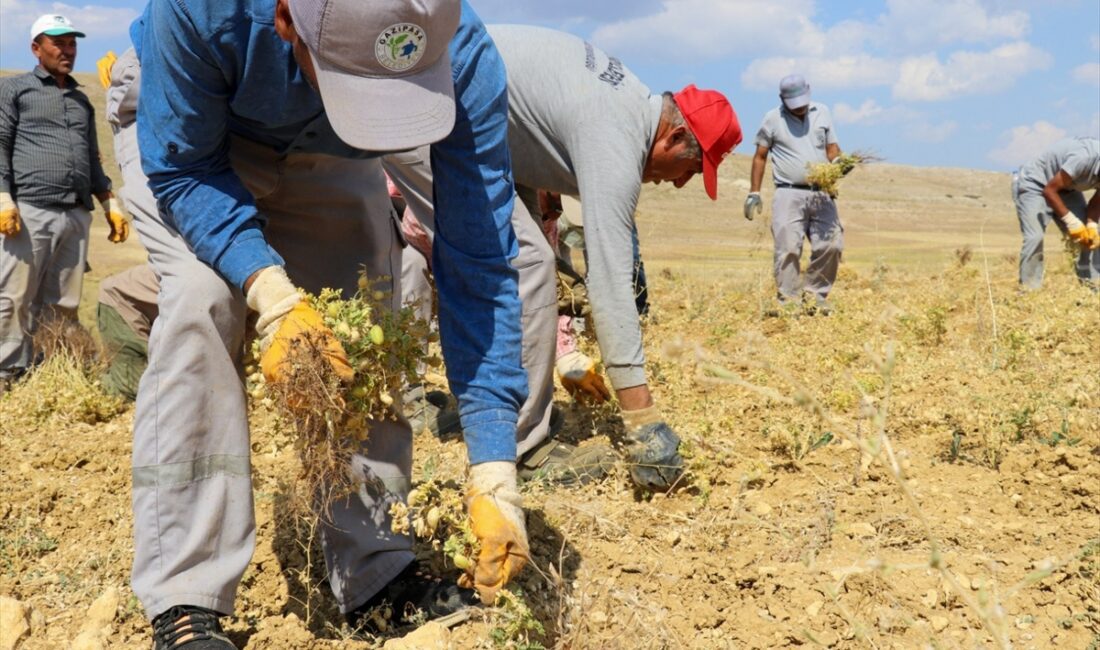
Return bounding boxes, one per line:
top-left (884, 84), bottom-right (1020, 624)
top-left (661, 92), bottom-right (702, 161)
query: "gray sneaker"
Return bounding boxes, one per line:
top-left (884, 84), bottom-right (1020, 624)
top-left (403, 385), bottom-right (462, 438)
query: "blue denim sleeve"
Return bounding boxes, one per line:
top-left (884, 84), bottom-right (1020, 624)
top-left (430, 7), bottom-right (525, 465)
top-left (136, 0), bottom-right (282, 288)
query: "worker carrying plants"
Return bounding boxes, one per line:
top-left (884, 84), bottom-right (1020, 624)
top-left (1012, 137), bottom-right (1100, 291)
top-left (392, 25), bottom-right (743, 492)
top-left (745, 74), bottom-right (845, 317)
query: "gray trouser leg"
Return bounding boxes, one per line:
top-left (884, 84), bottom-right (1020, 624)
top-left (0, 203), bottom-right (90, 371)
top-left (121, 121), bottom-right (413, 619)
top-left (804, 194), bottom-right (842, 300)
top-left (383, 148), bottom-right (557, 458)
top-left (1016, 188), bottom-right (1051, 289)
top-left (1016, 187), bottom-right (1097, 288)
top-left (771, 189), bottom-right (808, 302)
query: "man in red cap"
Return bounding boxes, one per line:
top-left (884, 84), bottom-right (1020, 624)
top-left (394, 25), bottom-right (742, 491)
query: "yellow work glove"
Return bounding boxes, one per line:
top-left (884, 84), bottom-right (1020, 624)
top-left (246, 266), bottom-right (354, 385)
top-left (1060, 213), bottom-right (1091, 247)
top-left (459, 461), bottom-right (528, 605)
top-left (0, 192), bottom-right (20, 237)
top-left (99, 196), bottom-right (129, 243)
top-left (555, 349), bottom-right (610, 404)
top-left (1087, 222), bottom-right (1100, 251)
top-left (96, 51), bottom-right (117, 89)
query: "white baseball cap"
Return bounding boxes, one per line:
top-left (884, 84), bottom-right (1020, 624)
top-left (288, 0), bottom-right (460, 151)
top-left (31, 14), bottom-right (85, 40)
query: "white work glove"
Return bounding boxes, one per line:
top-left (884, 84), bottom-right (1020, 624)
top-left (459, 461), bottom-right (529, 605)
top-left (743, 192), bottom-right (762, 221)
top-left (555, 349), bottom-right (610, 403)
top-left (1060, 213), bottom-right (1091, 247)
top-left (245, 266), bottom-right (353, 384)
top-left (0, 192), bottom-right (20, 236)
top-left (99, 196), bottom-right (130, 243)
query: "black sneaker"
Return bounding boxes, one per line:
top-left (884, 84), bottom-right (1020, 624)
top-left (152, 605), bottom-right (235, 649)
top-left (346, 563), bottom-right (478, 633)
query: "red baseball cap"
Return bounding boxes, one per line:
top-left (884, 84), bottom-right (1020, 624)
top-left (672, 85), bottom-right (742, 200)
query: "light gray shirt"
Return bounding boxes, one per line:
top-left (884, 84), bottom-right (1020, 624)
top-left (754, 102), bottom-right (837, 186)
top-left (488, 24), bottom-right (663, 389)
top-left (1017, 137), bottom-right (1100, 194)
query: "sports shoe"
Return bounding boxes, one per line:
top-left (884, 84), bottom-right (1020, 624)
top-left (345, 563), bottom-right (478, 633)
top-left (807, 298), bottom-right (834, 316)
top-left (517, 408), bottom-right (616, 486)
top-left (403, 385), bottom-right (462, 438)
top-left (152, 605), bottom-right (235, 650)
top-left (763, 300), bottom-right (801, 319)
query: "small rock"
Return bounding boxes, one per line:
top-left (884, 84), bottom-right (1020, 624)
top-left (806, 600), bottom-right (824, 617)
top-left (665, 530), bottom-right (682, 546)
top-left (930, 615), bottom-right (949, 632)
top-left (752, 502), bottom-right (773, 516)
top-left (810, 629), bottom-right (840, 646)
top-left (848, 522), bottom-right (877, 538)
top-left (590, 611), bottom-right (608, 624)
top-left (921, 589), bottom-right (938, 608)
top-left (383, 621), bottom-right (451, 649)
top-left (85, 587), bottom-right (120, 629)
top-left (0, 597), bottom-right (31, 650)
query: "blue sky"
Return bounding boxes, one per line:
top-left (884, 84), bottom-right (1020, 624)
top-left (2, 0), bottom-right (1097, 171)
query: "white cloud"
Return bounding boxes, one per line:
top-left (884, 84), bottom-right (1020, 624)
top-left (0, 0), bottom-right (136, 50)
top-left (1072, 63), bottom-right (1100, 87)
top-left (590, 0), bottom-right (824, 62)
top-left (904, 119), bottom-right (959, 143)
top-left (874, 0), bottom-right (1029, 51)
top-left (742, 55), bottom-right (897, 91)
top-left (893, 42), bottom-right (1052, 101)
top-left (987, 121), bottom-right (1067, 166)
top-left (833, 99), bottom-right (886, 124)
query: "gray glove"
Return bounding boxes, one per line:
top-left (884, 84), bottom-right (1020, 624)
top-left (743, 192), bottom-right (762, 221)
top-left (621, 406), bottom-right (684, 490)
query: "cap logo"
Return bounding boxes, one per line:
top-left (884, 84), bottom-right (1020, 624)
top-left (375, 23), bottom-right (427, 72)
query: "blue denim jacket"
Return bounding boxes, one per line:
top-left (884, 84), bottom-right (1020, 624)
top-left (134, 0), bottom-right (525, 464)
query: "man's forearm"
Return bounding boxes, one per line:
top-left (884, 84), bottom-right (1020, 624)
top-left (750, 155), bottom-right (766, 192)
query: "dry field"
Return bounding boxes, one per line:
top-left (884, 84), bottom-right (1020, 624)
top-left (1, 72), bottom-right (1097, 649)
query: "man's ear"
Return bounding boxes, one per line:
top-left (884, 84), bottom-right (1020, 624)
top-left (664, 125), bottom-right (688, 151)
top-left (274, 0), bottom-right (296, 43)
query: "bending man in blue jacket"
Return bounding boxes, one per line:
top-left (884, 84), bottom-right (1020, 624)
top-left (119, 0), bottom-right (528, 646)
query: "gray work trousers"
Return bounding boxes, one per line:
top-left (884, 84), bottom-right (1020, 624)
top-left (770, 187), bottom-right (843, 302)
top-left (382, 148), bottom-right (557, 459)
top-left (1013, 179), bottom-right (1099, 289)
top-left (0, 202), bottom-right (91, 372)
top-left (115, 121), bottom-right (413, 620)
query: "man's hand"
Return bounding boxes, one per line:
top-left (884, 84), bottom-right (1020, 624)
top-left (459, 461), bottom-right (528, 605)
top-left (100, 196), bottom-right (129, 243)
top-left (1086, 222), bottom-right (1100, 251)
top-left (96, 51), bottom-right (117, 90)
top-left (246, 266), bottom-right (353, 384)
top-left (1061, 213), bottom-right (1091, 247)
top-left (620, 405), bottom-right (684, 490)
top-left (0, 192), bottom-right (20, 237)
top-left (556, 350), bottom-right (610, 403)
top-left (743, 192), bottom-right (762, 221)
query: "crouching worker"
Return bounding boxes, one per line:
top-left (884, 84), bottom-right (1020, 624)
top-left (102, 0), bottom-right (530, 646)
top-left (97, 263), bottom-right (158, 401)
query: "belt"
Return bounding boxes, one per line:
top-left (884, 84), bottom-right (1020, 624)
top-left (775, 183), bottom-right (822, 192)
